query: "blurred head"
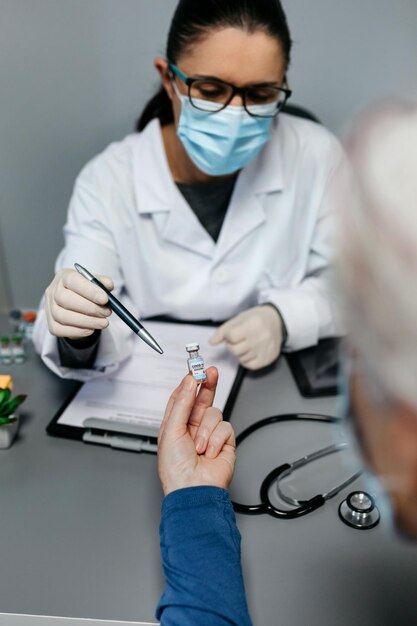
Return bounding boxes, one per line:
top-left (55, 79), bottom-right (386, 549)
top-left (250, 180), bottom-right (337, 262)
top-left (338, 101), bottom-right (417, 538)
top-left (137, 0), bottom-right (292, 131)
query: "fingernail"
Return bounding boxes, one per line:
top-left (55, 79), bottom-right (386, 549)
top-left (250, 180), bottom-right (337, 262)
top-left (207, 444), bottom-right (216, 458)
top-left (95, 292), bottom-right (107, 305)
top-left (195, 436), bottom-right (206, 454)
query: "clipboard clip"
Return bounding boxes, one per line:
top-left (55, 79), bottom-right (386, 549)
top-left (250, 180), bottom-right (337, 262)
top-left (82, 417), bottom-right (158, 454)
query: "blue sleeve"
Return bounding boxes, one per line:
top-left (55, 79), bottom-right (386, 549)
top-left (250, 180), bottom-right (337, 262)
top-left (156, 486), bottom-right (253, 626)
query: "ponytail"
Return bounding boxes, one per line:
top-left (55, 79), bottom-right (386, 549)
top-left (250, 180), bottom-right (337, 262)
top-left (136, 87), bottom-right (174, 132)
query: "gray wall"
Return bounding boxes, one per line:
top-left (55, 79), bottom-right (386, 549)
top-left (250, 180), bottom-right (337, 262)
top-left (1, 0), bottom-right (416, 310)
top-left (0, 234), bottom-right (11, 310)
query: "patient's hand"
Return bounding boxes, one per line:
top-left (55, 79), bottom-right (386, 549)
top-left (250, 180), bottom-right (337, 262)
top-left (158, 367), bottom-right (236, 496)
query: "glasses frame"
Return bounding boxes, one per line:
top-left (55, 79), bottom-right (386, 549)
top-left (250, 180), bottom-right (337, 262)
top-left (169, 62), bottom-right (292, 118)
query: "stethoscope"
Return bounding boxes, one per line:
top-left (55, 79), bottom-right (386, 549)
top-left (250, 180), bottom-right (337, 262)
top-left (231, 413), bottom-right (380, 529)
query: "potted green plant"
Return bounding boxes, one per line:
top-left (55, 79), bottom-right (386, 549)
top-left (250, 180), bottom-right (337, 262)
top-left (0, 387), bottom-right (26, 449)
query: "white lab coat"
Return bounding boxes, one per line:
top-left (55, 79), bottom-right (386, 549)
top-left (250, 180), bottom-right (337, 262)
top-left (34, 115), bottom-right (346, 380)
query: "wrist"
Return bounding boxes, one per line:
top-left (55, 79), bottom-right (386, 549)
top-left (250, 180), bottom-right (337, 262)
top-left (262, 303), bottom-right (288, 348)
top-left (162, 477), bottom-right (230, 497)
top-left (64, 329), bottom-right (101, 349)
top-left (159, 460), bottom-right (233, 496)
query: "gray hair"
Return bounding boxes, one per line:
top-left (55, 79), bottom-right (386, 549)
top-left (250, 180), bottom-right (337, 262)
top-left (337, 101), bottom-right (417, 408)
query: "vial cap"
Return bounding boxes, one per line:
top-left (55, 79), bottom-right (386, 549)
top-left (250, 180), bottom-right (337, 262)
top-left (9, 309), bottom-right (22, 320)
top-left (23, 311), bottom-right (37, 323)
top-left (185, 343), bottom-right (200, 352)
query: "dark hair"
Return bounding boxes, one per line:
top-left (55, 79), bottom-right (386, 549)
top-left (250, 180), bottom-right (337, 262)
top-left (137, 0), bottom-right (292, 131)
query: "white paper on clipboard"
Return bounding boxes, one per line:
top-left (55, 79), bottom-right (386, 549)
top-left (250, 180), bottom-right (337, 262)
top-left (56, 321), bottom-right (241, 435)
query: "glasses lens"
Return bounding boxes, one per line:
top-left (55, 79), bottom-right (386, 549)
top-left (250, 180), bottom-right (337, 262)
top-left (246, 88), bottom-right (288, 117)
top-left (189, 80), bottom-right (233, 112)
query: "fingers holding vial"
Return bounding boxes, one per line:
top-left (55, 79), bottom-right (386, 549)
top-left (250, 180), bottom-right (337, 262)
top-left (185, 343), bottom-right (218, 444)
top-left (157, 369), bottom-right (236, 495)
top-left (184, 344), bottom-right (232, 460)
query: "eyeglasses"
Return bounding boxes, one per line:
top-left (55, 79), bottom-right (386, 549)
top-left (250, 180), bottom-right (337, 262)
top-left (169, 62), bottom-right (292, 119)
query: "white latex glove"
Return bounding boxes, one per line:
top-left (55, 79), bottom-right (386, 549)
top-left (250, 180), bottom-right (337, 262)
top-left (44, 268), bottom-right (113, 340)
top-left (210, 305), bottom-right (283, 370)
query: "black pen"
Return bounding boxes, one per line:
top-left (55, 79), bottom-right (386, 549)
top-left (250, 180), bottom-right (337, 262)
top-left (74, 263), bottom-right (163, 355)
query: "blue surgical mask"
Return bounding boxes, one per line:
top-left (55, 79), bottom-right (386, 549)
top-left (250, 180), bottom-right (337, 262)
top-left (174, 86), bottom-right (275, 177)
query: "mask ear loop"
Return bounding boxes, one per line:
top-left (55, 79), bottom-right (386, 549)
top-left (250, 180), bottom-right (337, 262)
top-left (170, 75), bottom-right (184, 102)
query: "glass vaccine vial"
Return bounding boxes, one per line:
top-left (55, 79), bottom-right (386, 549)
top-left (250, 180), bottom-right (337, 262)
top-left (0, 337), bottom-right (12, 365)
top-left (185, 343), bottom-right (207, 383)
top-left (11, 335), bottom-right (26, 364)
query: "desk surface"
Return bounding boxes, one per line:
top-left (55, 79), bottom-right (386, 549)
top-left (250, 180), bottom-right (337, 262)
top-left (0, 615), bottom-right (152, 626)
top-left (1, 326), bottom-right (417, 626)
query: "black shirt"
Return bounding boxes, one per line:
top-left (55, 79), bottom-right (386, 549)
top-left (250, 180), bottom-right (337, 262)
top-left (176, 174), bottom-right (239, 242)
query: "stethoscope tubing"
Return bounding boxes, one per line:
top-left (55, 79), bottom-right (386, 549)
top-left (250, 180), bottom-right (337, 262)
top-left (234, 413), bottom-right (340, 447)
top-left (231, 413), bottom-right (360, 519)
top-left (232, 462), bottom-right (326, 518)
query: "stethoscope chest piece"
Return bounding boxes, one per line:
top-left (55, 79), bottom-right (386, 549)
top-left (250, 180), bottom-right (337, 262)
top-left (338, 491), bottom-right (380, 530)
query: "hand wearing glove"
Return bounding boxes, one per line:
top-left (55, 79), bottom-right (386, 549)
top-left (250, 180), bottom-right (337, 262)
top-left (210, 305), bottom-right (284, 370)
top-left (158, 367), bottom-right (236, 496)
top-left (45, 268), bottom-right (113, 341)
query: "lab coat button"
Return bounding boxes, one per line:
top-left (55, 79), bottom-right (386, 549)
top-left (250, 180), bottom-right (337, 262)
top-left (214, 269), bottom-right (229, 284)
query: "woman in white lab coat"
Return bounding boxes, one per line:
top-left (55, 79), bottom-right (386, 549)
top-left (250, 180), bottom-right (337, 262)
top-left (34, 0), bottom-right (345, 380)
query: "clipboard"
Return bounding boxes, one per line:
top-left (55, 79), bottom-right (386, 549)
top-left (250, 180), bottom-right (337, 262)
top-left (286, 337), bottom-right (341, 398)
top-left (0, 614), bottom-right (156, 626)
top-left (46, 318), bottom-right (245, 453)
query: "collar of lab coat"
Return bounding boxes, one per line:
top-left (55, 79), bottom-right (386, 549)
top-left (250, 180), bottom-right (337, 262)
top-left (132, 119), bottom-right (284, 261)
